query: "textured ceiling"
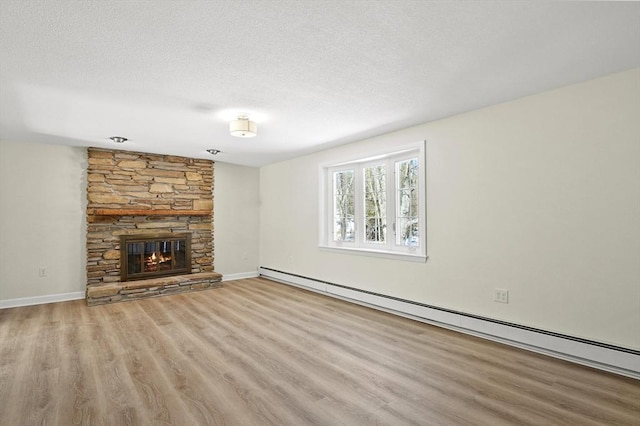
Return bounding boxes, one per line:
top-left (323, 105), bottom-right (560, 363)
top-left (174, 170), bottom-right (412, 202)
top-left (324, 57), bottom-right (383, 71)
top-left (1, 0), bottom-right (639, 167)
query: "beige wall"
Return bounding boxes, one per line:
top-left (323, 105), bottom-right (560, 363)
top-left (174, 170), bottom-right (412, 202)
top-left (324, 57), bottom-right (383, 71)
top-left (213, 161), bottom-right (260, 277)
top-left (0, 142), bottom-right (87, 300)
top-left (259, 68), bottom-right (640, 350)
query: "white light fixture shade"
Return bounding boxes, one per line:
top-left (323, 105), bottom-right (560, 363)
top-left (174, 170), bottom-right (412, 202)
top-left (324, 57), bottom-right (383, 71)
top-left (230, 115), bottom-right (257, 138)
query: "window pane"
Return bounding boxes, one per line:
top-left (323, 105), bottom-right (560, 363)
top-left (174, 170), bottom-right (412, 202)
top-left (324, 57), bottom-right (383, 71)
top-left (333, 170), bottom-right (355, 242)
top-left (365, 165), bottom-right (386, 243)
top-left (396, 158), bottom-right (419, 246)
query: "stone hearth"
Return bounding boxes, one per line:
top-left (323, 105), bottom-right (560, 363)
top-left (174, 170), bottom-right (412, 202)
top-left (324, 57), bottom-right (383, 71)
top-left (85, 148), bottom-right (222, 306)
top-left (87, 271), bottom-right (222, 305)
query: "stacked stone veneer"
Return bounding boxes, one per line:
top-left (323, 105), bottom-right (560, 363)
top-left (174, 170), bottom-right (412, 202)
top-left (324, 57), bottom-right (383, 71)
top-left (86, 148), bottom-right (221, 306)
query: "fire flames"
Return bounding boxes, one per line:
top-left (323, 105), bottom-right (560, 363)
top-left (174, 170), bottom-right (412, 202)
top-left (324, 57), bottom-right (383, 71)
top-left (145, 251), bottom-right (172, 271)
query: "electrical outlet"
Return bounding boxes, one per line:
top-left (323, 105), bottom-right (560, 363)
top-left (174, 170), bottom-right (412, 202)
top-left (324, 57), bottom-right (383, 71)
top-left (494, 288), bottom-right (509, 304)
top-left (39, 268), bottom-right (47, 277)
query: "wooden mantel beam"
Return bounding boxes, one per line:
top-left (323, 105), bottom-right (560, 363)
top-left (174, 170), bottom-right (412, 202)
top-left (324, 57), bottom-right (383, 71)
top-left (91, 209), bottom-right (211, 216)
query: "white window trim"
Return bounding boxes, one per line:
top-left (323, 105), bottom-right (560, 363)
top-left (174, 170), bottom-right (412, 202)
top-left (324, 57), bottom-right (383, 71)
top-left (319, 140), bottom-right (427, 262)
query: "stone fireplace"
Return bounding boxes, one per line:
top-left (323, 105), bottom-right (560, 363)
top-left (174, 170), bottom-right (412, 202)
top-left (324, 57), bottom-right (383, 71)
top-left (85, 148), bottom-right (222, 306)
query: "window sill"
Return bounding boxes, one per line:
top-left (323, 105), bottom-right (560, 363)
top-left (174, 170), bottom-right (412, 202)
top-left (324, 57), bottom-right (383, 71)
top-left (318, 245), bottom-right (428, 263)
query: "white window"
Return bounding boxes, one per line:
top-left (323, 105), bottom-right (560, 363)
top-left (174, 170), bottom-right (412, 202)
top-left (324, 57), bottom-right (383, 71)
top-left (320, 141), bottom-right (427, 262)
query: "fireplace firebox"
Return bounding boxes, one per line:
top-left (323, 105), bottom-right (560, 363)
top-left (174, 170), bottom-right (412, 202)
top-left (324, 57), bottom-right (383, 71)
top-left (120, 233), bottom-right (191, 281)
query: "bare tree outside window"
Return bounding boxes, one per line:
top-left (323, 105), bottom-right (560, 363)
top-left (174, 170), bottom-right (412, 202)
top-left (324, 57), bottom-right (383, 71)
top-left (364, 165), bottom-right (386, 243)
top-left (396, 158), bottom-right (419, 247)
top-left (333, 170), bottom-right (355, 241)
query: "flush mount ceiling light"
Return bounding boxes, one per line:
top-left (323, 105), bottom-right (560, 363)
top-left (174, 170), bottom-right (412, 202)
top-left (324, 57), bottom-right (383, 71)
top-left (110, 136), bottom-right (127, 143)
top-left (229, 115), bottom-right (257, 138)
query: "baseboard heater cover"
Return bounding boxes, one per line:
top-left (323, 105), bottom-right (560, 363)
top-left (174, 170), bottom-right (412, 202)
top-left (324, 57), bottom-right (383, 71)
top-left (258, 267), bottom-right (640, 379)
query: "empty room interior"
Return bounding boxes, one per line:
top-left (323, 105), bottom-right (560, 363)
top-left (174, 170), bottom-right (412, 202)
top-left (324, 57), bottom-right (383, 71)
top-left (1, 1), bottom-right (639, 425)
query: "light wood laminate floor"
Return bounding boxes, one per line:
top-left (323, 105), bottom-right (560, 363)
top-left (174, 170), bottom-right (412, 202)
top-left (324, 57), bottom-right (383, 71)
top-left (1, 277), bottom-right (638, 425)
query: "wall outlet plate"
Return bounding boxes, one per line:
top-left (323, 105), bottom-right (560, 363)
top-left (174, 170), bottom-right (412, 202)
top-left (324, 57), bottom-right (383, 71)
top-left (494, 288), bottom-right (509, 303)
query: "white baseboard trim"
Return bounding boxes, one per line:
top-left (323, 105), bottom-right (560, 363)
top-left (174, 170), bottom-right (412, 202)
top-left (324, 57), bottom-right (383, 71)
top-left (0, 272), bottom-right (261, 308)
top-left (258, 267), bottom-right (640, 379)
top-left (0, 291), bottom-right (85, 309)
top-left (222, 271), bottom-right (259, 282)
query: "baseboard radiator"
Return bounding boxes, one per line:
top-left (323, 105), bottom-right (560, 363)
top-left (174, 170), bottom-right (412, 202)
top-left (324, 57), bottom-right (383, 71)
top-left (258, 267), bottom-right (640, 379)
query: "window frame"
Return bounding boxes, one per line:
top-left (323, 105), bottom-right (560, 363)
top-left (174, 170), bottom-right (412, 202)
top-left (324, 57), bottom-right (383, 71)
top-left (319, 141), bottom-right (427, 262)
